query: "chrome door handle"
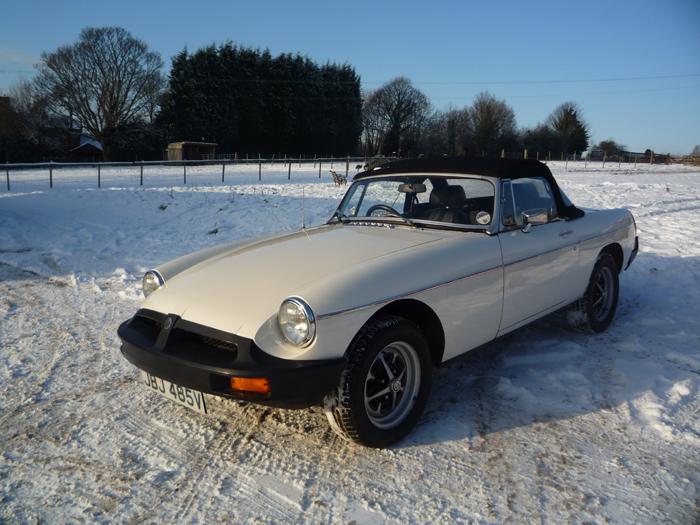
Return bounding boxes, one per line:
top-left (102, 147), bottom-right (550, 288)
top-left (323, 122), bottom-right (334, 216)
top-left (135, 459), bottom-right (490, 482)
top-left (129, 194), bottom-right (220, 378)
top-left (559, 230), bottom-right (573, 237)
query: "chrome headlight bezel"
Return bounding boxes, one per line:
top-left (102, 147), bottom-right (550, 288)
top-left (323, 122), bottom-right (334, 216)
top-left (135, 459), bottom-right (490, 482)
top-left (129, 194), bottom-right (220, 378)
top-left (277, 296), bottom-right (316, 348)
top-left (142, 270), bottom-right (164, 298)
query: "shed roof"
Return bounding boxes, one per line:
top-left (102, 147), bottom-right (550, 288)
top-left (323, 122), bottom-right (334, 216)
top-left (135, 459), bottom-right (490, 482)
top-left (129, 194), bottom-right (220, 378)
top-left (167, 141), bottom-right (218, 148)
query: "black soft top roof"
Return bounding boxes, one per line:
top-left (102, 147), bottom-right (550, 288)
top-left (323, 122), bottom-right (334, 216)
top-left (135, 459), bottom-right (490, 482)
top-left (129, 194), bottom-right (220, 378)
top-left (355, 157), bottom-right (552, 180)
top-left (355, 157), bottom-right (584, 219)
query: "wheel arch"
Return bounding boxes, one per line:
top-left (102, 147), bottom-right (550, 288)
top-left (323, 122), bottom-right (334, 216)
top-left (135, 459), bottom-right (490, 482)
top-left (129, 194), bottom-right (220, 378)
top-left (362, 298), bottom-right (445, 366)
top-left (600, 243), bottom-right (624, 273)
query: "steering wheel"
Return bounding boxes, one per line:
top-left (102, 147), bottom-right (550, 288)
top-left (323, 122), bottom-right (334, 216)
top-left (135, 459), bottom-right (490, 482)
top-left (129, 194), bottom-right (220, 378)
top-left (366, 204), bottom-right (403, 218)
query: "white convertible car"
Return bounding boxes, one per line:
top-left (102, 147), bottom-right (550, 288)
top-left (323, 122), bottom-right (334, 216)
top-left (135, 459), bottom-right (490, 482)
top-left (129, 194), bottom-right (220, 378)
top-left (119, 158), bottom-right (638, 447)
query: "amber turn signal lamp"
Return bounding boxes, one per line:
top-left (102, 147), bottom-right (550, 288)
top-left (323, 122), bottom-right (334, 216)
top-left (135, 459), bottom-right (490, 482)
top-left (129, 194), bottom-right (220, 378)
top-left (230, 377), bottom-right (271, 394)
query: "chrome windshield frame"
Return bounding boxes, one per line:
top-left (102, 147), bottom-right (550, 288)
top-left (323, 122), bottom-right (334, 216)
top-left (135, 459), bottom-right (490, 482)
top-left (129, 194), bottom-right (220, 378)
top-left (329, 172), bottom-right (501, 235)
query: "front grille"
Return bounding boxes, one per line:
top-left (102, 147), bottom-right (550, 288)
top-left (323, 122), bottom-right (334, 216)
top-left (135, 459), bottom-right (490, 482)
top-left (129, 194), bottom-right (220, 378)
top-left (123, 309), bottom-right (248, 366)
top-left (129, 315), bottom-right (161, 343)
top-left (200, 336), bottom-right (238, 354)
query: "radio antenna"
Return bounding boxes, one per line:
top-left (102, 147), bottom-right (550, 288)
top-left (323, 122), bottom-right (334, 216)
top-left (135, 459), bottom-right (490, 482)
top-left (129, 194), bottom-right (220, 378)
top-left (300, 185), bottom-right (311, 240)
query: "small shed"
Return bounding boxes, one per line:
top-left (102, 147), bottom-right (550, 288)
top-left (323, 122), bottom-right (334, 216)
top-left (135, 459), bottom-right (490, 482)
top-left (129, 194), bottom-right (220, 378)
top-left (70, 135), bottom-right (104, 162)
top-left (167, 141), bottom-right (218, 161)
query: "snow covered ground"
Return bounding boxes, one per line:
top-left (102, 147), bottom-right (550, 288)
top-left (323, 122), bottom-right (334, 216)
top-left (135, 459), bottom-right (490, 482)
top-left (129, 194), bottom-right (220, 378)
top-left (1, 162), bottom-right (698, 523)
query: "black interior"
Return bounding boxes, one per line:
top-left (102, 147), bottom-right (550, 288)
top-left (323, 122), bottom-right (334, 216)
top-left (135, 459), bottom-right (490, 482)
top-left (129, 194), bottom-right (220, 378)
top-left (406, 177), bottom-right (494, 226)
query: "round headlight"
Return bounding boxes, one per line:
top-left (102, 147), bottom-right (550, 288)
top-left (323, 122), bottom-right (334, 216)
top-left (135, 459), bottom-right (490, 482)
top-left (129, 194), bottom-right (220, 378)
top-left (142, 270), bottom-right (164, 298)
top-left (278, 297), bottom-right (316, 347)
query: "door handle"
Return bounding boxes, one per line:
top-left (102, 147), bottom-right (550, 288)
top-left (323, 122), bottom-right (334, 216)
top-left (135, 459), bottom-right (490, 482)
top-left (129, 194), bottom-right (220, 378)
top-left (559, 230), bottom-right (573, 237)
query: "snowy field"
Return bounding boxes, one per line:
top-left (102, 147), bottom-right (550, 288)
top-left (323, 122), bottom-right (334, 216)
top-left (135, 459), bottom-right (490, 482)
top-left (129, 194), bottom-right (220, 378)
top-left (1, 162), bottom-right (699, 524)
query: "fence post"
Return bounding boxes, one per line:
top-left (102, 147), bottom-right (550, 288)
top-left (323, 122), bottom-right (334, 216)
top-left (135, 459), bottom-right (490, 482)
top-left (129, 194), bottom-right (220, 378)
top-left (565, 155), bottom-right (569, 170)
top-left (98, 163), bottom-right (101, 188)
top-left (650, 152), bottom-right (654, 164)
top-left (602, 151), bottom-right (606, 168)
top-left (140, 162), bottom-right (144, 186)
top-left (314, 154), bottom-right (317, 168)
top-left (536, 151), bottom-right (540, 161)
top-left (5, 162), bottom-right (9, 192)
top-left (345, 155), bottom-right (349, 179)
top-left (258, 155), bottom-right (262, 181)
top-left (548, 151), bottom-right (551, 161)
top-left (299, 155), bottom-right (302, 168)
top-left (501, 149), bottom-right (505, 158)
top-left (49, 161), bottom-right (53, 188)
top-left (318, 160), bottom-right (322, 179)
top-left (222, 161), bottom-right (226, 183)
top-left (523, 149), bottom-right (528, 160)
top-left (288, 159), bottom-right (291, 180)
top-left (183, 163), bottom-right (187, 185)
top-left (560, 152), bottom-right (564, 161)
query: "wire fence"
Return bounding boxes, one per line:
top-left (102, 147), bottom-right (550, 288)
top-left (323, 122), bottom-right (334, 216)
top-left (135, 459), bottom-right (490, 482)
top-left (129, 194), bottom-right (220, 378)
top-left (1, 156), bottom-right (393, 192)
top-left (2, 152), bottom-right (696, 193)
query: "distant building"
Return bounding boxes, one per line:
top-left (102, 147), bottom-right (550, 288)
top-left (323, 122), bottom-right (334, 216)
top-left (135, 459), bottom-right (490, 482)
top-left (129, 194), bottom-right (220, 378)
top-left (587, 148), bottom-right (649, 162)
top-left (69, 134), bottom-right (103, 162)
top-left (42, 115), bottom-right (82, 153)
top-left (166, 141), bottom-right (217, 160)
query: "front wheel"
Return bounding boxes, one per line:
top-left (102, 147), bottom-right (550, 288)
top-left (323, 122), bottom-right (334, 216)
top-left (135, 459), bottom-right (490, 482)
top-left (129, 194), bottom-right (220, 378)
top-left (323, 316), bottom-right (432, 447)
top-left (567, 253), bottom-right (619, 332)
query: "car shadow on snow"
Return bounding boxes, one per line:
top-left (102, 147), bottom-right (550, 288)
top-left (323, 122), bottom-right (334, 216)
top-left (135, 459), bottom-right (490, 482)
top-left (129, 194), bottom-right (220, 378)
top-left (396, 252), bottom-right (700, 449)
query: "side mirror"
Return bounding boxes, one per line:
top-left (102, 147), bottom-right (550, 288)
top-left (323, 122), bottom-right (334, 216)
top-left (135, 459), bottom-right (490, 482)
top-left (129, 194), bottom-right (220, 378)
top-left (521, 208), bottom-right (548, 232)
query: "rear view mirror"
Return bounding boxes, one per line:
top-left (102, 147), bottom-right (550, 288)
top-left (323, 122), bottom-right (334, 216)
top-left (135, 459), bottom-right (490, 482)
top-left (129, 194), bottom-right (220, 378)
top-left (398, 183), bottom-right (426, 194)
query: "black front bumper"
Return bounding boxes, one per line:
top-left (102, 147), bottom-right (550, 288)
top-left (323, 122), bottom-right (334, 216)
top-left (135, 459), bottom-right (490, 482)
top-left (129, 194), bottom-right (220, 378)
top-left (118, 309), bottom-right (345, 409)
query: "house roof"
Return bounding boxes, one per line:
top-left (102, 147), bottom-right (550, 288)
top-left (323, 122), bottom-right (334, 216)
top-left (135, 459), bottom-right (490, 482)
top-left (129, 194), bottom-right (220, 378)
top-left (70, 134), bottom-right (103, 152)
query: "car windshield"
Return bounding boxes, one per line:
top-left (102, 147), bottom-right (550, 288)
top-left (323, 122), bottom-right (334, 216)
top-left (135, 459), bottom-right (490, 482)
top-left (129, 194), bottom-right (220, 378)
top-left (334, 175), bottom-right (495, 229)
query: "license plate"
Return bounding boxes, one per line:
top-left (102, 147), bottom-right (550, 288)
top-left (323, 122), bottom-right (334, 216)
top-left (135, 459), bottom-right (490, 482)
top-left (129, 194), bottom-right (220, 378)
top-left (140, 371), bottom-right (208, 414)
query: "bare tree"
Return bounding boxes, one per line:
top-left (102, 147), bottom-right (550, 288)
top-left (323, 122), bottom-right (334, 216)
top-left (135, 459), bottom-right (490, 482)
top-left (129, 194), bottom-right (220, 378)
top-left (468, 92), bottom-right (517, 156)
top-left (361, 89), bottom-right (387, 155)
top-left (422, 107), bottom-right (471, 156)
top-left (8, 79), bottom-right (50, 146)
top-left (35, 27), bottom-right (163, 159)
top-left (362, 77), bottom-right (430, 156)
top-left (547, 102), bottom-right (590, 154)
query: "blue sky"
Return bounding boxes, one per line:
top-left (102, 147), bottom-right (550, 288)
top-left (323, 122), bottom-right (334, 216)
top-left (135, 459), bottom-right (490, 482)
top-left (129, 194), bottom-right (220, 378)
top-left (2, 0), bottom-right (699, 153)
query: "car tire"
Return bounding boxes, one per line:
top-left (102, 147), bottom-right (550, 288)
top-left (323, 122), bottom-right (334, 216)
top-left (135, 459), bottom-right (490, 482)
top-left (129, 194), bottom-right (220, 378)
top-left (323, 315), bottom-right (432, 448)
top-left (566, 253), bottom-right (619, 333)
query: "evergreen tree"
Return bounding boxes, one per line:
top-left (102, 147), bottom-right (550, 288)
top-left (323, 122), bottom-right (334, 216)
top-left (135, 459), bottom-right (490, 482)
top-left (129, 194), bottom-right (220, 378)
top-left (546, 102), bottom-right (590, 154)
top-left (157, 43), bottom-right (362, 156)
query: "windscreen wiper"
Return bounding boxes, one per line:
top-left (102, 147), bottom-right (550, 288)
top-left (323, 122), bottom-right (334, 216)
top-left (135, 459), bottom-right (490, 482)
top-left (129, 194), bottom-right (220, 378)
top-left (328, 210), bottom-right (347, 223)
top-left (386, 212), bottom-right (416, 227)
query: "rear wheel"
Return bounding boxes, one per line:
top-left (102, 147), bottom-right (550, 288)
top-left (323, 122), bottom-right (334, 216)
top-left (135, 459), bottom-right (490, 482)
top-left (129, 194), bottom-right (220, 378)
top-left (566, 253), bottom-right (619, 332)
top-left (323, 316), bottom-right (432, 447)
